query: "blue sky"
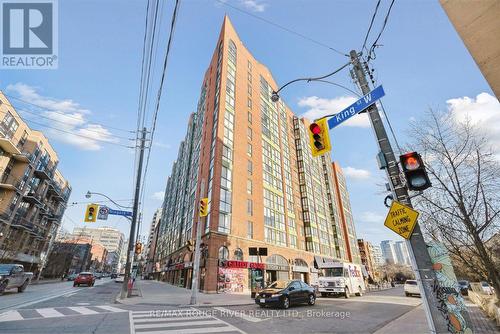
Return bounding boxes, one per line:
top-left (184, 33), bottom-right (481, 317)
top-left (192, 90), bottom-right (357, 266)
top-left (2, 0), bottom-right (496, 247)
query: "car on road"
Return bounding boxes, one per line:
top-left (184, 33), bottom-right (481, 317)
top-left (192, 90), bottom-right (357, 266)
top-left (73, 272), bottom-right (95, 287)
top-left (480, 281), bottom-right (494, 295)
top-left (110, 273), bottom-right (118, 279)
top-left (255, 280), bottom-right (316, 309)
top-left (457, 280), bottom-right (470, 295)
top-left (404, 280), bottom-right (420, 297)
top-left (317, 261), bottom-right (365, 298)
top-left (0, 264), bottom-right (33, 295)
top-left (115, 273), bottom-right (125, 283)
top-left (94, 272), bottom-right (102, 279)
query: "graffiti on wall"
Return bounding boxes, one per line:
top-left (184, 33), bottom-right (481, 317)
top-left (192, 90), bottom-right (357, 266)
top-left (427, 241), bottom-right (473, 334)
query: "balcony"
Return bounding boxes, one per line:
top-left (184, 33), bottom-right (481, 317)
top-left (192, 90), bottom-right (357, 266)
top-left (11, 215), bottom-right (35, 231)
top-left (12, 152), bottom-right (31, 163)
top-left (0, 137), bottom-right (22, 155)
top-left (34, 168), bottom-right (51, 180)
top-left (0, 172), bottom-right (21, 191)
top-left (22, 191), bottom-right (43, 206)
top-left (47, 181), bottom-right (62, 196)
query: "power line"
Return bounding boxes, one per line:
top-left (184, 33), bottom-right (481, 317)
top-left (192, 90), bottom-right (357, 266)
top-left (3, 93), bottom-right (135, 134)
top-left (367, 0), bottom-right (396, 61)
top-left (361, 0), bottom-right (381, 53)
top-left (22, 117), bottom-right (134, 149)
top-left (214, 0), bottom-right (348, 57)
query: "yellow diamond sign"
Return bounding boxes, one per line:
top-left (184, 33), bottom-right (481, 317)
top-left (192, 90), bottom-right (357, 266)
top-left (384, 201), bottom-right (419, 239)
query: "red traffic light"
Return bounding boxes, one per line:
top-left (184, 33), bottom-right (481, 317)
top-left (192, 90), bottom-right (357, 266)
top-left (310, 123), bottom-right (321, 135)
top-left (401, 154), bottom-right (421, 170)
top-left (399, 152), bottom-right (431, 191)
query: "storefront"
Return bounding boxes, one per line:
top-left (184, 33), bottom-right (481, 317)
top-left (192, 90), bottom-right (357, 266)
top-left (291, 258), bottom-right (309, 283)
top-left (265, 254), bottom-right (289, 284)
top-left (217, 260), bottom-right (264, 293)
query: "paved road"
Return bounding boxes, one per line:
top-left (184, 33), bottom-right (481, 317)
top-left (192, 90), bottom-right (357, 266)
top-left (0, 281), bottom-right (422, 334)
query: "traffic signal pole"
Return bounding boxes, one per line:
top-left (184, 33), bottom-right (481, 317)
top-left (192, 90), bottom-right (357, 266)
top-left (190, 178), bottom-right (205, 305)
top-left (349, 50), bottom-right (448, 333)
top-left (120, 127), bottom-right (147, 299)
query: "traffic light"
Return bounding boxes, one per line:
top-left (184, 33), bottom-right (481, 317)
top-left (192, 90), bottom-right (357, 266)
top-left (84, 204), bottom-right (99, 222)
top-left (135, 242), bottom-right (143, 255)
top-left (199, 197), bottom-right (209, 217)
top-left (308, 118), bottom-right (331, 157)
top-left (400, 152), bottom-right (432, 191)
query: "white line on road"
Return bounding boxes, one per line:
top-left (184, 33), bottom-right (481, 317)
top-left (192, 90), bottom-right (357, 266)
top-left (68, 306), bottom-right (98, 315)
top-left (0, 310), bottom-right (23, 322)
top-left (0, 289), bottom-right (77, 312)
top-left (213, 306), bottom-right (267, 323)
top-left (133, 315), bottom-right (213, 322)
top-left (135, 319), bottom-right (222, 329)
top-left (95, 305), bottom-right (126, 313)
top-left (137, 327), bottom-right (239, 334)
top-left (36, 308), bottom-right (65, 318)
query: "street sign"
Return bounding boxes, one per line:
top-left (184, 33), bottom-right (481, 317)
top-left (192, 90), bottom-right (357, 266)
top-left (108, 208), bottom-right (133, 217)
top-left (327, 85), bottom-right (385, 129)
top-left (97, 206), bottom-right (109, 220)
top-left (384, 201), bottom-right (419, 239)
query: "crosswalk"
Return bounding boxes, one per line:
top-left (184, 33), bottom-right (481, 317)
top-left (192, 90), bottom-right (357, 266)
top-left (131, 308), bottom-right (246, 334)
top-left (0, 304), bottom-right (126, 322)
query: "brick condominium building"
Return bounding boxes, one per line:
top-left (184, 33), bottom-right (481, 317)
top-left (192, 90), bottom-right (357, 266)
top-left (155, 17), bottom-right (361, 293)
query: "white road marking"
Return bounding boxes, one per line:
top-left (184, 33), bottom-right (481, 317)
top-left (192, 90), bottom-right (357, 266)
top-left (137, 327), bottom-right (239, 334)
top-left (0, 310), bottom-right (23, 322)
top-left (133, 315), bottom-right (212, 322)
top-left (36, 308), bottom-right (64, 318)
top-left (213, 306), bottom-right (266, 323)
top-left (129, 311), bottom-right (135, 334)
top-left (135, 319), bottom-right (222, 329)
top-left (95, 305), bottom-right (125, 313)
top-left (76, 302), bottom-right (90, 306)
top-left (68, 306), bottom-right (98, 315)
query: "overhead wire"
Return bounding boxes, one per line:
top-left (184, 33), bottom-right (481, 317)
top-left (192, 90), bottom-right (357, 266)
top-left (214, 0), bottom-right (348, 57)
top-left (367, 0), bottom-right (396, 61)
top-left (361, 0), bottom-right (381, 54)
top-left (3, 93), bottom-right (135, 134)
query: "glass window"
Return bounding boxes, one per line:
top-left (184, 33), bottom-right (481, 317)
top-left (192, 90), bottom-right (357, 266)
top-left (247, 221), bottom-right (253, 239)
top-left (247, 143), bottom-right (252, 157)
top-left (247, 160), bottom-right (253, 175)
top-left (247, 179), bottom-right (252, 194)
top-left (247, 98), bottom-right (252, 108)
top-left (218, 246), bottom-right (229, 260)
top-left (247, 199), bottom-right (253, 216)
top-left (233, 248), bottom-right (243, 261)
top-left (247, 127), bottom-right (252, 141)
top-left (248, 111), bottom-right (252, 124)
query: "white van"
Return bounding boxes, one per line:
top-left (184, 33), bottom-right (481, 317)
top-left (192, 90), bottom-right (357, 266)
top-left (317, 261), bottom-right (366, 298)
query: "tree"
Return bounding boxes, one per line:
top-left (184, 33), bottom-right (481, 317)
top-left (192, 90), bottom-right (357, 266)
top-left (409, 109), bottom-right (500, 301)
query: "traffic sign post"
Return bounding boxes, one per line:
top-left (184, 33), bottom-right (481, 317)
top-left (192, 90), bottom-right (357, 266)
top-left (327, 85), bottom-right (385, 129)
top-left (108, 209), bottom-right (133, 217)
top-left (384, 201), bottom-right (419, 239)
top-left (97, 206), bottom-right (109, 220)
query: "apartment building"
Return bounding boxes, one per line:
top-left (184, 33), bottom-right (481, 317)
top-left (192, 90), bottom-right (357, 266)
top-left (371, 244), bottom-right (385, 266)
top-left (145, 208), bottom-right (162, 276)
top-left (72, 226), bottom-right (124, 270)
top-left (156, 16), bottom-right (360, 293)
top-left (357, 239), bottom-right (376, 280)
top-left (394, 241), bottom-right (411, 266)
top-left (0, 92), bottom-right (71, 273)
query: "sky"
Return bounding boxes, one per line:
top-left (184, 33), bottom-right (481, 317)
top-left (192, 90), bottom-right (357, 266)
top-left (2, 0), bottom-right (498, 248)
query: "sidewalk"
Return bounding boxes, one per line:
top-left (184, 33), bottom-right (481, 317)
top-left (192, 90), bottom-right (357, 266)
top-left (115, 279), bottom-right (256, 307)
top-left (374, 301), bottom-right (499, 334)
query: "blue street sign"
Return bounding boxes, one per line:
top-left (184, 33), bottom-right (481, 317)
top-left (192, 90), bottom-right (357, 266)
top-left (327, 85), bottom-right (385, 129)
top-left (108, 208), bottom-right (133, 217)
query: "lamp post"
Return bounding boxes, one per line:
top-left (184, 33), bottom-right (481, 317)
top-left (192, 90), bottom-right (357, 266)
top-left (85, 191), bottom-right (133, 209)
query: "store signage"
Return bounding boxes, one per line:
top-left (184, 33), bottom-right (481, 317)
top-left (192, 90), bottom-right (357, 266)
top-left (314, 255), bottom-right (342, 269)
top-left (220, 260), bottom-right (265, 270)
top-left (265, 264), bottom-right (289, 271)
top-left (292, 265), bottom-right (309, 273)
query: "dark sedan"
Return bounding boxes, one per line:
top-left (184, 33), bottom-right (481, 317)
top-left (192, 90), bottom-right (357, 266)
top-left (458, 280), bottom-right (470, 295)
top-left (255, 280), bottom-right (316, 309)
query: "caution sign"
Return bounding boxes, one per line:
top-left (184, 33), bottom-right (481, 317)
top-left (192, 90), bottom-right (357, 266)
top-left (384, 201), bottom-right (419, 239)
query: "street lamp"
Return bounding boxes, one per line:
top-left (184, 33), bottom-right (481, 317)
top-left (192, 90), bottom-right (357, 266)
top-left (85, 191), bottom-right (133, 209)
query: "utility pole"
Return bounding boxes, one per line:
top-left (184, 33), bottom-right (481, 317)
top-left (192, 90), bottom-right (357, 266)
top-left (121, 127), bottom-right (147, 299)
top-left (190, 179), bottom-right (205, 305)
top-left (349, 50), bottom-right (449, 333)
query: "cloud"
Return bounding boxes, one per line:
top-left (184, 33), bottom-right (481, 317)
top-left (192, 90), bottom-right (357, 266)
top-left (446, 92), bottom-right (500, 151)
top-left (152, 191), bottom-right (164, 201)
top-left (358, 211), bottom-right (385, 224)
top-left (298, 95), bottom-right (371, 127)
top-left (343, 166), bottom-right (371, 180)
top-left (6, 83), bottom-right (118, 151)
top-left (239, 0), bottom-right (266, 12)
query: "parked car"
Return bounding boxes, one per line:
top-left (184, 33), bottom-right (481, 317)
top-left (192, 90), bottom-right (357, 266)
top-left (115, 273), bottom-right (125, 283)
top-left (255, 280), bottom-right (316, 309)
top-left (66, 273), bottom-right (78, 281)
top-left (0, 264), bottom-right (33, 295)
top-left (404, 280), bottom-right (420, 297)
top-left (457, 280), bottom-right (470, 296)
top-left (73, 272), bottom-right (95, 287)
top-left (94, 272), bottom-right (102, 280)
top-left (480, 281), bottom-right (494, 295)
top-left (110, 273), bottom-right (118, 279)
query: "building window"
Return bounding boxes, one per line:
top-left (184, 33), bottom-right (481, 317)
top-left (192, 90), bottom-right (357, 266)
top-left (247, 143), bottom-right (252, 157)
top-left (247, 84), bottom-right (252, 96)
top-left (218, 246), bottom-right (229, 260)
top-left (248, 111), bottom-right (252, 124)
top-left (247, 160), bottom-right (253, 175)
top-left (247, 199), bottom-right (253, 216)
top-left (233, 248), bottom-right (243, 261)
top-left (247, 60), bottom-right (252, 70)
top-left (247, 127), bottom-right (252, 141)
top-left (247, 179), bottom-right (252, 194)
top-left (247, 72), bottom-right (252, 82)
top-left (247, 221), bottom-right (253, 239)
top-left (247, 98), bottom-right (252, 108)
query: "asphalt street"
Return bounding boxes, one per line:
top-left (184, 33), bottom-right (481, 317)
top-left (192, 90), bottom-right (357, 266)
top-left (0, 280), bottom-right (422, 334)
